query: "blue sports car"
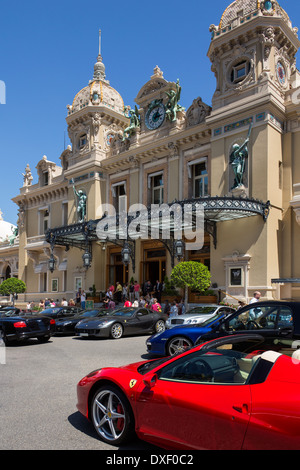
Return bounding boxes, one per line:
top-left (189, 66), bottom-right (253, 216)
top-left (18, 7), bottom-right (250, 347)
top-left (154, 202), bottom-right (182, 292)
top-left (146, 311), bottom-right (229, 356)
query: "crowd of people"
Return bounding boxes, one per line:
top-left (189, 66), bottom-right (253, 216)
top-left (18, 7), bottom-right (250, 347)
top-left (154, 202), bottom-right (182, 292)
top-left (24, 279), bottom-right (188, 316)
top-left (102, 279), bottom-right (186, 317)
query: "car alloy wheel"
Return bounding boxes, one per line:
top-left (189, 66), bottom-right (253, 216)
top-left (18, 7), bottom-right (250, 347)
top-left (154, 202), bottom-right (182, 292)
top-left (91, 385), bottom-right (135, 445)
top-left (110, 322), bottom-right (123, 339)
top-left (154, 320), bottom-right (165, 333)
top-left (167, 336), bottom-right (193, 356)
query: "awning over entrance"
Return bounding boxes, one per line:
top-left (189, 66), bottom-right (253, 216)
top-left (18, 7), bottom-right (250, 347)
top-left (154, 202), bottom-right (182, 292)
top-left (45, 196), bottom-right (270, 272)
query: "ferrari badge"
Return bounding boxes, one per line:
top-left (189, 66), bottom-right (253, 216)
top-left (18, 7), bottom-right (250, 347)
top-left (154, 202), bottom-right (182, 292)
top-left (129, 379), bottom-right (137, 388)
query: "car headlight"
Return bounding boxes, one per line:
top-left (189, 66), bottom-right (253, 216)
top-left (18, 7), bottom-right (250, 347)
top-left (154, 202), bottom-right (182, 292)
top-left (97, 320), bottom-right (112, 328)
top-left (186, 319), bottom-right (199, 325)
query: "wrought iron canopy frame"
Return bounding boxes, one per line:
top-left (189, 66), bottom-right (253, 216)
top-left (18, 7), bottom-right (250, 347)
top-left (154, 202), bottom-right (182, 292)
top-left (45, 196), bottom-right (270, 271)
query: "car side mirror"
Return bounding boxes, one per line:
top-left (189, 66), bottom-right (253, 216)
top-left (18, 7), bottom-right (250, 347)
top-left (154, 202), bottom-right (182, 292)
top-left (143, 373), bottom-right (158, 389)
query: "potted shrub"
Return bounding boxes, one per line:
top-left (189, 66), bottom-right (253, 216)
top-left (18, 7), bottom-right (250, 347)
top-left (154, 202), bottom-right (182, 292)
top-left (170, 261), bottom-right (214, 305)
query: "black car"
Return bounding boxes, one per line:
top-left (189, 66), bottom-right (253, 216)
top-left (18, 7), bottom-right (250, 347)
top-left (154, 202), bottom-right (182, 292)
top-left (0, 307), bottom-right (22, 315)
top-left (54, 308), bottom-right (112, 335)
top-left (195, 301), bottom-right (300, 345)
top-left (75, 307), bottom-right (168, 339)
top-left (39, 306), bottom-right (83, 320)
top-left (0, 310), bottom-right (55, 345)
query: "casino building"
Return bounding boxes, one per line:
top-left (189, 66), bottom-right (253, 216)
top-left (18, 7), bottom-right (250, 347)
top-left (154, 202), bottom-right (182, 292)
top-left (3, 0), bottom-right (300, 304)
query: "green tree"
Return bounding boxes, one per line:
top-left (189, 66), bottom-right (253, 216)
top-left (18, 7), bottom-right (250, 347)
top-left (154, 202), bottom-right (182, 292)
top-left (0, 278), bottom-right (27, 306)
top-left (170, 261), bottom-right (211, 296)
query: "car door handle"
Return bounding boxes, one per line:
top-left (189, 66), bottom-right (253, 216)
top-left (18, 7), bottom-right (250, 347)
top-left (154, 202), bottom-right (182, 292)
top-left (233, 404), bottom-right (249, 414)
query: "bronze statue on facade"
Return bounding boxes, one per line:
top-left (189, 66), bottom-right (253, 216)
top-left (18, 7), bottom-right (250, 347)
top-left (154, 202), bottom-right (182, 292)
top-left (230, 123), bottom-right (252, 189)
top-left (122, 106), bottom-right (140, 141)
top-left (71, 180), bottom-right (87, 222)
top-left (166, 79), bottom-right (185, 122)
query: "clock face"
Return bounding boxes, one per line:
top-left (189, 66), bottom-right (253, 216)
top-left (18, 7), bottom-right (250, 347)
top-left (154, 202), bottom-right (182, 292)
top-left (276, 61), bottom-right (286, 86)
top-left (145, 103), bottom-right (166, 130)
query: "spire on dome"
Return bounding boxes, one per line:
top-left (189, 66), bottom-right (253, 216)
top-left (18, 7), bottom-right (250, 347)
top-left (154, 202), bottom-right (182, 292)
top-left (93, 29), bottom-right (107, 81)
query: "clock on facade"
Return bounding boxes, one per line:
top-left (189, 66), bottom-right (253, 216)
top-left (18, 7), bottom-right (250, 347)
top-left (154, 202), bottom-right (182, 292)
top-left (145, 101), bottom-right (166, 130)
top-left (276, 61), bottom-right (286, 86)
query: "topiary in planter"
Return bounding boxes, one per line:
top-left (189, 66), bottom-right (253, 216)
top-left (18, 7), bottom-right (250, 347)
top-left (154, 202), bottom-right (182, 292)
top-left (170, 261), bottom-right (211, 293)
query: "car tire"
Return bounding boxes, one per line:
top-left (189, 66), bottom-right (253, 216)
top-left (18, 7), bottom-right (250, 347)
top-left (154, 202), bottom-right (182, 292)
top-left (167, 336), bottom-right (193, 356)
top-left (154, 320), bottom-right (165, 334)
top-left (91, 384), bottom-right (135, 446)
top-left (37, 335), bottom-right (50, 343)
top-left (110, 323), bottom-right (123, 339)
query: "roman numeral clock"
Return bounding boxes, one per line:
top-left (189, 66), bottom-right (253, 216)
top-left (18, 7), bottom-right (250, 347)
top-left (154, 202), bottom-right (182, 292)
top-left (145, 99), bottom-right (166, 130)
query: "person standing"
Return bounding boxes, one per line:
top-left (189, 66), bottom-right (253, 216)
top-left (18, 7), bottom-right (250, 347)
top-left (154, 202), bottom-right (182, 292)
top-left (170, 301), bottom-right (178, 318)
top-left (154, 280), bottom-right (162, 303)
top-left (151, 298), bottom-right (162, 313)
top-left (115, 282), bottom-right (122, 304)
top-left (129, 281), bottom-right (134, 303)
top-left (249, 292), bottom-right (261, 304)
top-left (134, 281), bottom-right (140, 301)
top-left (163, 300), bottom-right (171, 316)
top-left (80, 290), bottom-right (86, 310)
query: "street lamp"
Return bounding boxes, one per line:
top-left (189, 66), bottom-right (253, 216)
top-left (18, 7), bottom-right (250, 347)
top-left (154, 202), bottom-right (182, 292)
top-left (49, 254), bottom-right (56, 273)
top-left (82, 250), bottom-right (92, 269)
top-left (122, 242), bottom-right (130, 266)
top-left (175, 239), bottom-right (185, 260)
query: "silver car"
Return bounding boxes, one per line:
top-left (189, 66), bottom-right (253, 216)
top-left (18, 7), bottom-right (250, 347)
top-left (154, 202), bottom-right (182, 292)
top-left (166, 305), bottom-right (236, 329)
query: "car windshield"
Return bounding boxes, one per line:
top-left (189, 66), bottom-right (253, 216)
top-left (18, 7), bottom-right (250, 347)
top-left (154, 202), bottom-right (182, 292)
top-left (157, 348), bottom-right (260, 384)
top-left (138, 357), bottom-right (176, 375)
top-left (187, 307), bottom-right (217, 316)
top-left (197, 313), bottom-right (223, 327)
top-left (0, 309), bottom-right (20, 317)
top-left (80, 310), bottom-right (107, 317)
top-left (41, 308), bottom-right (61, 314)
top-left (109, 308), bottom-right (136, 318)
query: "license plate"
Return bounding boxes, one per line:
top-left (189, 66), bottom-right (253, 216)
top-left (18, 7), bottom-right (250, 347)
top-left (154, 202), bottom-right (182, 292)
top-left (80, 333), bottom-right (89, 337)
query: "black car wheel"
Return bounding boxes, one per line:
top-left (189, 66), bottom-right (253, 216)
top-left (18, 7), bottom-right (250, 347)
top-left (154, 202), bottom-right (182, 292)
top-left (154, 319), bottom-right (165, 334)
top-left (37, 335), bottom-right (50, 343)
top-left (167, 336), bottom-right (193, 356)
top-left (91, 384), bottom-right (135, 445)
top-left (110, 323), bottom-right (123, 339)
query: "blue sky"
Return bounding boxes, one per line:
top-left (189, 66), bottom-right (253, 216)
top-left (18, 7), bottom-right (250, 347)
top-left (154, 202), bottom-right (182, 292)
top-left (0, 0), bottom-right (299, 224)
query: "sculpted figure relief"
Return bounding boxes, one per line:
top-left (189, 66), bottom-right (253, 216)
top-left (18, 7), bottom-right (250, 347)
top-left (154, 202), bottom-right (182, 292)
top-left (122, 106), bottom-right (140, 141)
top-left (230, 123), bottom-right (252, 190)
top-left (165, 79), bottom-right (185, 122)
top-left (72, 180), bottom-right (87, 222)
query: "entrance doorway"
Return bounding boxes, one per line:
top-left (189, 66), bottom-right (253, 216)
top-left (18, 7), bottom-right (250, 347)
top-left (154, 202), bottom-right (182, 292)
top-left (141, 243), bottom-right (166, 287)
top-left (107, 248), bottom-right (129, 287)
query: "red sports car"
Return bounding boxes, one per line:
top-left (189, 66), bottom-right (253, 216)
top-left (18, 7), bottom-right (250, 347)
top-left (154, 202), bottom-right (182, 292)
top-left (76, 334), bottom-right (300, 450)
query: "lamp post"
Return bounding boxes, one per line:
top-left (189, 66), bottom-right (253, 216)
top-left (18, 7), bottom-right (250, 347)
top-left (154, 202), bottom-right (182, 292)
top-left (49, 254), bottom-right (56, 273)
top-left (175, 239), bottom-right (185, 261)
top-left (121, 242), bottom-right (130, 266)
top-left (82, 250), bottom-right (92, 269)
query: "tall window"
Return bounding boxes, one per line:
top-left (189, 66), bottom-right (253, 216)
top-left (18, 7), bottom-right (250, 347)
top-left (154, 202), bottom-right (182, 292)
top-left (40, 273), bottom-right (47, 293)
top-left (193, 162), bottom-right (208, 198)
top-left (39, 209), bottom-right (50, 235)
top-left (78, 134), bottom-right (87, 149)
top-left (112, 183), bottom-right (127, 213)
top-left (43, 171), bottom-right (49, 186)
top-left (150, 173), bottom-right (164, 204)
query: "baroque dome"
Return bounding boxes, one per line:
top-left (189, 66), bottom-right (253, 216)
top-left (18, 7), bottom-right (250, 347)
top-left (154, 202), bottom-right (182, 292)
top-left (219, 0), bottom-right (291, 29)
top-left (0, 210), bottom-right (17, 243)
top-left (67, 53), bottom-right (124, 116)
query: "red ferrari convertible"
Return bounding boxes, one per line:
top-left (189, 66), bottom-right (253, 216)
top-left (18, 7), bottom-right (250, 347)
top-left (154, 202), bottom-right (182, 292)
top-left (76, 334), bottom-right (300, 450)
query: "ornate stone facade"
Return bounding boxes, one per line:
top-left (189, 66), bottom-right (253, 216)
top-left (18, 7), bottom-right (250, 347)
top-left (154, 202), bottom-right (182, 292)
top-left (1, 0), bottom-right (299, 305)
